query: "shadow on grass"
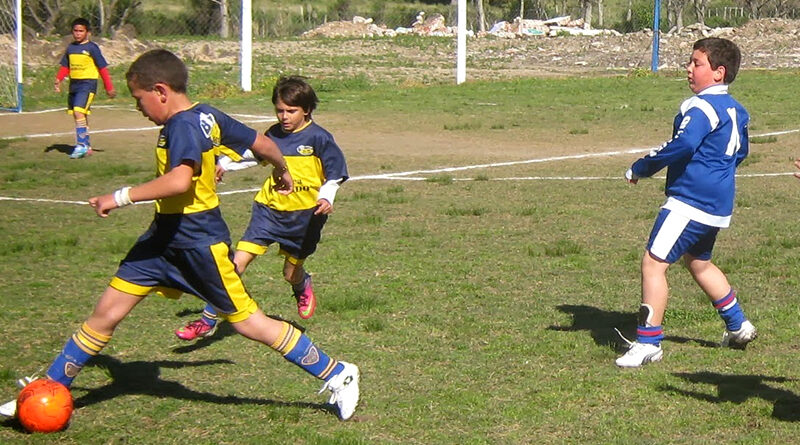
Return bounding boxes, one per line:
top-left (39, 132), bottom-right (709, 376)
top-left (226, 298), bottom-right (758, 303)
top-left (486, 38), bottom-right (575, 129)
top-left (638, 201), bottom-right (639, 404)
top-left (548, 304), bottom-right (718, 350)
top-left (44, 143), bottom-right (74, 155)
top-left (72, 354), bottom-right (332, 415)
top-left (44, 143), bottom-right (104, 156)
top-left (171, 314), bottom-right (306, 354)
top-left (662, 371), bottom-right (800, 422)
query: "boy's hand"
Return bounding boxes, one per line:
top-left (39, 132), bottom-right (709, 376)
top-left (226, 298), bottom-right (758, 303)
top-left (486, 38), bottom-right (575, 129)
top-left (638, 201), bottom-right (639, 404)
top-left (215, 164), bottom-right (226, 183)
top-left (272, 169), bottom-right (293, 195)
top-left (625, 168), bottom-right (639, 185)
top-left (794, 158), bottom-right (800, 179)
top-left (54, 81), bottom-right (61, 93)
top-left (314, 199), bottom-right (332, 215)
top-left (88, 193), bottom-right (118, 218)
top-left (107, 89), bottom-right (117, 99)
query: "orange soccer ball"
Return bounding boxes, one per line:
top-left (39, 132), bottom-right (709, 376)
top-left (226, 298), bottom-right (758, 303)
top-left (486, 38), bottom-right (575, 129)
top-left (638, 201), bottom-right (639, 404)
top-left (16, 379), bottom-right (73, 433)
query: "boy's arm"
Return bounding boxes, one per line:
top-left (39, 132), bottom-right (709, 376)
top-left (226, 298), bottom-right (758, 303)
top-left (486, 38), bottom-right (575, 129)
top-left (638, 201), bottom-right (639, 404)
top-left (249, 133), bottom-right (293, 194)
top-left (54, 66), bottom-right (69, 93)
top-left (735, 124), bottom-right (749, 167)
top-left (88, 162), bottom-right (195, 217)
top-left (629, 108), bottom-right (711, 180)
top-left (99, 67), bottom-right (116, 98)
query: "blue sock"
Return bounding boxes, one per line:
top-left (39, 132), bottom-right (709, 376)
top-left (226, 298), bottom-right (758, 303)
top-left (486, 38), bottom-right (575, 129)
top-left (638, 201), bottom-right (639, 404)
top-left (76, 124), bottom-right (89, 147)
top-left (712, 289), bottom-right (746, 331)
top-left (292, 273), bottom-right (310, 295)
top-left (636, 325), bottom-right (664, 346)
top-left (270, 321), bottom-right (343, 381)
top-left (46, 323), bottom-right (110, 387)
top-left (201, 305), bottom-right (218, 327)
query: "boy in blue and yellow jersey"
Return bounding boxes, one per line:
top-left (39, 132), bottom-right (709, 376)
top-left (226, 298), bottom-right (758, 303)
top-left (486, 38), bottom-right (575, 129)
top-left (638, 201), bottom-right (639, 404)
top-left (175, 76), bottom-right (348, 340)
top-left (55, 17), bottom-right (116, 159)
top-left (616, 38), bottom-right (756, 368)
top-left (0, 50), bottom-right (359, 421)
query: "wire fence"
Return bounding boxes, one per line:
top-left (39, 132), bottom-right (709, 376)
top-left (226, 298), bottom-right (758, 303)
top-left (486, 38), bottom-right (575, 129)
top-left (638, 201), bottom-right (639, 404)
top-left (0, 0), bottom-right (21, 111)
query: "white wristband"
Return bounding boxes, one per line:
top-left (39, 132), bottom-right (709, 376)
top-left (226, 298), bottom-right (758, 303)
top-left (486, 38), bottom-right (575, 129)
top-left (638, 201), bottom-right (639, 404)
top-left (113, 186), bottom-right (133, 207)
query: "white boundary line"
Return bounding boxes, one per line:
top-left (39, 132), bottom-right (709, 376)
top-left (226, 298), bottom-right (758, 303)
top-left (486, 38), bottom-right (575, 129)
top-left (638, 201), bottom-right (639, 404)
top-left (1, 128), bottom-right (798, 205)
top-left (0, 108), bottom-right (276, 140)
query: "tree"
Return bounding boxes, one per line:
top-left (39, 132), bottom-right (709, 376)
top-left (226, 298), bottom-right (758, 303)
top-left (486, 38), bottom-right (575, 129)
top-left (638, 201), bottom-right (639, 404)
top-left (692, 0), bottom-right (707, 26)
top-left (212, 0), bottom-right (230, 38)
top-left (582, 0), bottom-right (593, 28)
top-left (475, 0), bottom-right (487, 31)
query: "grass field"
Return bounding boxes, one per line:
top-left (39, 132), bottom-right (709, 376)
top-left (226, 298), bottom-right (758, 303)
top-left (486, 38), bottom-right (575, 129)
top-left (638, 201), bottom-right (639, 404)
top-left (2, 65), bottom-right (800, 443)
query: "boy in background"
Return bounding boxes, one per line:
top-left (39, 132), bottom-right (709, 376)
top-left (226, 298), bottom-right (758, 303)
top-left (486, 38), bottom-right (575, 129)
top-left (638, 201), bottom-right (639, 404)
top-left (616, 37), bottom-right (756, 368)
top-left (0, 49), bottom-right (359, 421)
top-left (176, 76), bottom-right (348, 340)
top-left (55, 17), bottom-right (116, 159)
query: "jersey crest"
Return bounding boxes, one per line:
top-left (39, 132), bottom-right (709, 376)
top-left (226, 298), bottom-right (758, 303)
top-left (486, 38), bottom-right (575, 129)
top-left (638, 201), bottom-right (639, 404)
top-left (296, 145), bottom-right (314, 155)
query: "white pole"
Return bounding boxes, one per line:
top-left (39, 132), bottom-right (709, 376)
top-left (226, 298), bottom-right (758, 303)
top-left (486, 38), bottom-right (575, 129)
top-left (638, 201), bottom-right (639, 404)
top-left (456, 0), bottom-right (466, 84)
top-left (241, 0), bottom-right (252, 92)
top-left (15, 0), bottom-right (22, 111)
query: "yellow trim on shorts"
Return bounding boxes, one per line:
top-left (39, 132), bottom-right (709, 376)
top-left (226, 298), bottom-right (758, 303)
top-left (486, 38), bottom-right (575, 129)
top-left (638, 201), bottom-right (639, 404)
top-left (237, 240), bottom-right (268, 256)
top-left (209, 242), bottom-right (259, 323)
top-left (109, 277), bottom-right (152, 297)
top-left (279, 249), bottom-right (304, 265)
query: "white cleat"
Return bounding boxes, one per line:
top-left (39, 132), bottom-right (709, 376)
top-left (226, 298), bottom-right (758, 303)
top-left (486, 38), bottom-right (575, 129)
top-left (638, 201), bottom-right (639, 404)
top-left (721, 320), bottom-right (757, 349)
top-left (0, 376), bottom-right (35, 418)
top-left (616, 342), bottom-right (663, 368)
top-left (0, 399), bottom-right (16, 418)
top-left (319, 361), bottom-right (360, 420)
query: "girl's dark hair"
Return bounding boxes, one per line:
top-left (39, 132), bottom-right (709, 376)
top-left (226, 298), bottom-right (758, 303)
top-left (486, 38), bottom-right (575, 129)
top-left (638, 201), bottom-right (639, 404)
top-left (272, 76), bottom-right (318, 115)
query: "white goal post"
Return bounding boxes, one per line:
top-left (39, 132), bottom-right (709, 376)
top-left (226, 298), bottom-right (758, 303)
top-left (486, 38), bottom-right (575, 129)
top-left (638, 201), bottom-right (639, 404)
top-left (238, 0), bottom-right (469, 89)
top-left (0, 0), bottom-right (23, 112)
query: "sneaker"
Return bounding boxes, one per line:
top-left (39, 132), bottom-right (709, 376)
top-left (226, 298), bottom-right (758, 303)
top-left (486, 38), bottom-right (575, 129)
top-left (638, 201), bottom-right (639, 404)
top-left (721, 320), bottom-right (757, 349)
top-left (0, 376), bottom-right (35, 418)
top-left (175, 319), bottom-right (217, 341)
top-left (615, 342), bottom-right (663, 368)
top-left (294, 276), bottom-right (317, 320)
top-left (69, 145), bottom-right (92, 159)
top-left (318, 361), bottom-right (360, 420)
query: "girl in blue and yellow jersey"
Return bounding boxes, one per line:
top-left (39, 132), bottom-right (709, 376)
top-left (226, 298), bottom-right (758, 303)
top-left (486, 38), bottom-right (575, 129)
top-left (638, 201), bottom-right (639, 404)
top-left (176, 76), bottom-right (348, 340)
top-left (54, 17), bottom-right (116, 159)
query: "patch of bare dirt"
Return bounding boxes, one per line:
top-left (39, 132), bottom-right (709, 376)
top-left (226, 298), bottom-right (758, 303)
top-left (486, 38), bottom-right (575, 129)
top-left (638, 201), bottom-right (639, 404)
top-left (7, 18), bottom-right (800, 82)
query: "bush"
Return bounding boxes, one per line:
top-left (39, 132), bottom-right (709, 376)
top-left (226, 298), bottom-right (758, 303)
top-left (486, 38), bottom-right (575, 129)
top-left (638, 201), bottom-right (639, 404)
top-left (612, 0), bottom-right (667, 33)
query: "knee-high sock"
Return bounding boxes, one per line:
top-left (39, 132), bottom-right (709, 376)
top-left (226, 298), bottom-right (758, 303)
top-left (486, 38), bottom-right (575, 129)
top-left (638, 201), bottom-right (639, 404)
top-left (75, 117), bottom-right (89, 147)
top-left (712, 288), bottom-right (746, 331)
top-left (270, 321), bottom-right (343, 381)
top-left (46, 322), bottom-right (110, 387)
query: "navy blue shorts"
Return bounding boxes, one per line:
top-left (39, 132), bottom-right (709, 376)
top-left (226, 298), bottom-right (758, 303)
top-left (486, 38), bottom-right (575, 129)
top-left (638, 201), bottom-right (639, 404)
top-left (110, 235), bottom-right (258, 322)
top-left (646, 208), bottom-right (719, 263)
top-left (237, 202), bottom-right (327, 261)
top-left (67, 82), bottom-right (96, 115)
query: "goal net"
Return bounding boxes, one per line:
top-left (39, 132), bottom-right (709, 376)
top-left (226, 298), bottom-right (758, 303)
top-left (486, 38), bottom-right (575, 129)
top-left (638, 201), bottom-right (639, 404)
top-left (0, 0), bottom-right (22, 112)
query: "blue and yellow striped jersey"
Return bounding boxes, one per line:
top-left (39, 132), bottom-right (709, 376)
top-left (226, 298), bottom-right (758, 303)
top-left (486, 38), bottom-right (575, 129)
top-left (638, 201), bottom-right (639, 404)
top-left (255, 121), bottom-right (348, 211)
top-left (142, 103), bottom-right (257, 248)
top-left (60, 41), bottom-right (108, 91)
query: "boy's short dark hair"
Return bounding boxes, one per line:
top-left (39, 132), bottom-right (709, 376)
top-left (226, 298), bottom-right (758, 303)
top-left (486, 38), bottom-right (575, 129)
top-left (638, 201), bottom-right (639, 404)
top-left (71, 18), bottom-right (91, 31)
top-left (693, 38), bottom-right (741, 84)
top-left (126, 49), bottom-right (188, 93)
top-left (272, 76), bottom-right (318, 115)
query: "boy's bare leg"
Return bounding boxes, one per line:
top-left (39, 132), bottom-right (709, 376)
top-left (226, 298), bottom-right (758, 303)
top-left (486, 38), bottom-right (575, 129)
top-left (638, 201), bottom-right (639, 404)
top-left (233, 250), bottom-right (256, 275)
top-left (86, 287), bottom-right (144, 335)
top-left (230, 309), bottom-right (282, 344)
top-left (684, 255), bottom-right (730, 301)
top-left (641, 251), bottom-right (671, 326)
